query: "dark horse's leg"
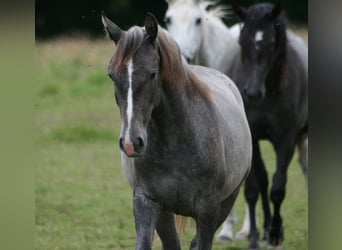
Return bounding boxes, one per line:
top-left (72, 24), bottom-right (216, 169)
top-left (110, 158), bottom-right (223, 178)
top-left (254, 142), bottom-right (272, 244)
top-left (268, 136), bottom-right (296, 247)
top-left (244, 159), bottom-right (260, 250)
top-left (156, 212), bottom-right (181, 250)
top-left (133, 188), bottom-right (161, 250)
top-left (245, 140), bottom-right (273, 250)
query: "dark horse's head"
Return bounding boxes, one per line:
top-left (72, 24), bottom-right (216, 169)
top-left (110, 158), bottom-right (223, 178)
top-left (233, 2), bottom-right (287, 104)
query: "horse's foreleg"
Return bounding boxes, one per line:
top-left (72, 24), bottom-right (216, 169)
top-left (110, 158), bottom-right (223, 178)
top-left (216, 185), bottom-right (241, 242)
top-left (244, 164), bottom-right (260, 250)
top-left (133, 189), bottom-right (161, 250)
top-left (216, 209), bottom-right (237, 242)
top-left (192, 195), bottom-right (223, 250)
top-left (156, 211), bottom-right (181, 250)
top-left (253, 142), bottom-right (271, 244)
top-left (268, 138), bottom-right (296, 247)
top-left (236, 204), bottom-right (251, 240)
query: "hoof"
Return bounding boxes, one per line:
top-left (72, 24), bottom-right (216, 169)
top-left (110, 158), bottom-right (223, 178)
top-left (248, 239), bottom-right (259, 250)
top-left (247, 246), bottom-right (260, 250)
top-left (216, 235), bottom-right (232, 242)
top-left (268, 226), bottom-right (284, 246)
top-left (259, 240), bottom-right (268, 247)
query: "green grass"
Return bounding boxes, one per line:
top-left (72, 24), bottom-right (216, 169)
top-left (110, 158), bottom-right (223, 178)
top-left (35, 34), bottom-right (308, 249)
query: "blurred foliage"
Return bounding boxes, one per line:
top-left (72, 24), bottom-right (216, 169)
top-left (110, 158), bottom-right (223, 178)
top-left (36, 0), bottom-right (307, 39)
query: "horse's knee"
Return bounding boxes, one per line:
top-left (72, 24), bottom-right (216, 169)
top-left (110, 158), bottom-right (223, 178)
top-left (270, 188), bottom-right (285, 205)
top-left (244, 179), bottom-right (259, 202)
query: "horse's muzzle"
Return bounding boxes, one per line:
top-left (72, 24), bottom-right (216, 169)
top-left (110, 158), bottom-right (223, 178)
top-left (119, 136), bottom-right (145, 157)
top-left (243, 87), bottom-right (265, 104)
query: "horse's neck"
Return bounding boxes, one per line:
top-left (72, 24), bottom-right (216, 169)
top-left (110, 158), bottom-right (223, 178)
top-left (199, 14), bottom-right (238, 72)
top-left (152, 83), bottom-right (191, 132)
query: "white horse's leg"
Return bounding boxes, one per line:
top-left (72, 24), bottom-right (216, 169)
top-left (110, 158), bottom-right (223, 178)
top-left (216, 208), bottom-right (237, 242)
top-left (236, 204), bottom-right (250, 240)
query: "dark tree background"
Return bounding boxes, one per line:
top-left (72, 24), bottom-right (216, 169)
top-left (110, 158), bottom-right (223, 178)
top-left (35, 0), bottom-right (307, 39)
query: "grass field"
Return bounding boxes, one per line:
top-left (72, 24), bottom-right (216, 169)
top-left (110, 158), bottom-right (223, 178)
top-left (35, 28), bottom-right (308, 249)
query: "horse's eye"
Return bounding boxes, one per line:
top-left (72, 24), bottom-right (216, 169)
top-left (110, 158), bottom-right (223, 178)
top-left (195, 18), bottom-right (201, 25)
top-left (150, 72), bottom-right (156, 79)
top-left (164, 16), bottom-right (171, 25)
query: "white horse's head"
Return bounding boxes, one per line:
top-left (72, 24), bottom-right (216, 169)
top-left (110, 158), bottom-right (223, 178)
top-left (164, 0), bottom-right (205, 62)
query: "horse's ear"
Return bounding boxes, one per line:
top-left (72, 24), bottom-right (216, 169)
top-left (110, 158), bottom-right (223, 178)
top-left (145, 12), bottom-right (158, 42)
top-left (101, 12), bottom-right (123, 44)
top-left (270, 2), bottom-right (282, 20)
top-left (232, 1), bottom-right (247, 21)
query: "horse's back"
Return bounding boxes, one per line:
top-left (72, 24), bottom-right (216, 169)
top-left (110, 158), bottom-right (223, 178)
top-left (190, 65), bottom-right (252, 197)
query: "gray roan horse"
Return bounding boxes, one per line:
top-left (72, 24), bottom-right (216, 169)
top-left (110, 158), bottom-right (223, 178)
top-left (229, 3), bottom-right (308, 250)
top-left (164, 0), bottom-right (246, 241)
top-left (101, 12), bottom-right (252, 250)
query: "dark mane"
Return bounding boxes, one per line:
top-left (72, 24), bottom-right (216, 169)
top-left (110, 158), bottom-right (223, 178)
top-left (270, 6), bottom-right (288, 91)
top-left (113, 26), bottom-right (211, 101)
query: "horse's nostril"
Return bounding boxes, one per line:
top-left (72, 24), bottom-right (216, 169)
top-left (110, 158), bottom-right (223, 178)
top-left (136, 137), bottom-right (144, 148)
top-left (186, 57), bottom-right (191, 63)
top-left (119, 137), bottom-right (124, 149)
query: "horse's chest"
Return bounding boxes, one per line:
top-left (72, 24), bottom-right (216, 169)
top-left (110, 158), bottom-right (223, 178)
top-left (246, 101), bottom-right (296, 137)
top-left (134, 159), bottom-right (217, 216)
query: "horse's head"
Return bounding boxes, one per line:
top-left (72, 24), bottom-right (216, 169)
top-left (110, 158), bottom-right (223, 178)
top-left (233, 2), bottom-right (286, 103)
top-left (102, 13), bottom-right (162, 157)
top-left (164, 0), bottom-right (204, 63)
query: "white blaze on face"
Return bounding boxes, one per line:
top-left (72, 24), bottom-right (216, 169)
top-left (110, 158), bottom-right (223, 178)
top-left (255, 30), bottom-right (264, 42)
top-left (254, 30), bottom-right (264, 50)
top-left (125, 59), bottom-right (134, 144)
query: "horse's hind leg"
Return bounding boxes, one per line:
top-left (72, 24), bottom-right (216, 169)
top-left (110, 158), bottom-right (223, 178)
top-left (190, 189), bottom-right (240, 250)
top-left (192, 198), bottom-right (221, 250)
top-left (216, 208), bottom-right (237, 242)
top-left (156, 211), bottom-right (181, 250)
top-left (236, 204), bottom-right (251, 240)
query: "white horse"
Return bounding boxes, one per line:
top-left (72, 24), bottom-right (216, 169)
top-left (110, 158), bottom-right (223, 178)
top-left (164, 0), bottom-right (249, 242)
top-left (164, 0), bottom-right (240, 74)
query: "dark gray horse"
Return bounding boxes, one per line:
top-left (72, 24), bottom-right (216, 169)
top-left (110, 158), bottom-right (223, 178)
top-left (101, 12), bottom-right (252, 250)
top-left (230, 2), bottom-right (308, 250)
